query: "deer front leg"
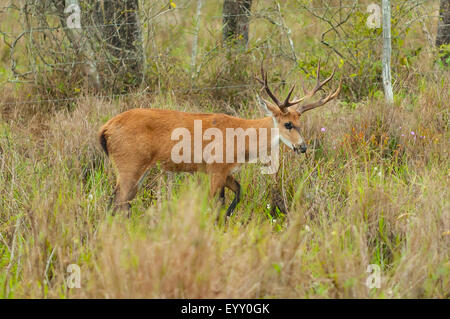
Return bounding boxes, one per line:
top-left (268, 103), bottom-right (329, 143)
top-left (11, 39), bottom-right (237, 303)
top-left (270, 169), bottom-right (288, 215)
top-left (219, 187), bottom-right (225, 205)
top-left (225, 175), bottom-right (241, 217)
top-left (210, 173), bottom-right (227, 203)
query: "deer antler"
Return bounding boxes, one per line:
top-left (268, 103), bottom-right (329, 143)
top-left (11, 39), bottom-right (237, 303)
top-left (291, 60), bottom-right (342, 114)
top-left (256, 62), bottom-right (281, 108)
top-left (297, 77), bottom-right (342, 114)
top-left (256, 60), bottom-right (342, 114)
top-left (256, 62), bottom-right (301, 113)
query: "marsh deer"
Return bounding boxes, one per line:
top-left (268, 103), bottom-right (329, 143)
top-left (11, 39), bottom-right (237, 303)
top-left (98, 62), bottom-right (342, 215)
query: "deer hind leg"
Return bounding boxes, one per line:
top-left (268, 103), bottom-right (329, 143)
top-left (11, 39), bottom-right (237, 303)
top-left (113, 161), bottom-right (152, 213)
top-left (225, 175), bottom-right (241, 217)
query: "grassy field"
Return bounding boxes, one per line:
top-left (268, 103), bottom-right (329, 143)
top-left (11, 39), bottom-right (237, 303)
top-left (0, 0), bottom-right (449, 298)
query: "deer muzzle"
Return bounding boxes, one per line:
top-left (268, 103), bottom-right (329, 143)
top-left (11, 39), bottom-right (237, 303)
top-left (293, 143), bottom-right (307, 154)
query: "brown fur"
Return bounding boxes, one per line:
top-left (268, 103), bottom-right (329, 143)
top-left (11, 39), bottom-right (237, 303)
top-left (98, 107), bottom-right (305, 213)
top-left (99, 64), bottom-right (340, 214)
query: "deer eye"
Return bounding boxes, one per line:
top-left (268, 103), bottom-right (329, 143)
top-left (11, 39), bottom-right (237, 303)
top-left (284, 122), bottom-right (293, 130)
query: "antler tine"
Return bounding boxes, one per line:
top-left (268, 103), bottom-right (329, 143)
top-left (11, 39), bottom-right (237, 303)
top-left (281, 84), bottom-right (296, 108)
top-left (319, 68), bottom-right (336, 90)
top-left (309, 60), bottom-right (336, 96)
top-left (255, 62), bottom-right (266, 85)
top-left (256, 60), bottom-right (340, 113)
top-left (257, 61), bottom-right (282, 108)
top-left (298, 76), bottom-right (343, 114)
top-left (283, 61), bottom-right (334, 108)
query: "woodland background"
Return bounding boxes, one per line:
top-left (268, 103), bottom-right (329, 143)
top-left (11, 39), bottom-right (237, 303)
top-left (0, 0), bottom-right (448, 298)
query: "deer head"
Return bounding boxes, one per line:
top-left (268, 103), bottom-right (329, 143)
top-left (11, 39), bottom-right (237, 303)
top-left (256, 61), bottom-right (342, 154)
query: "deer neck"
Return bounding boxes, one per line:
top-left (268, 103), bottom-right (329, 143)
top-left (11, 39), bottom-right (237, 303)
top-left (240, 116), bottom-right (278, 155)
top-left (247, 116), bottom-right (275, 129)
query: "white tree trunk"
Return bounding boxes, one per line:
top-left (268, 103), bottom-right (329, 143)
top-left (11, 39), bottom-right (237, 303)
top-left (382, 0), bottom-right (393, 104)
top-left (191, 0), bottom-right (203, 77)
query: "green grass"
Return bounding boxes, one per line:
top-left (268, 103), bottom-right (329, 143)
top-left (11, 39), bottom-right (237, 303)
top-left (0, 0), bottom-right (449, 298)
top-left (0, 88), bottom-right (448, 298)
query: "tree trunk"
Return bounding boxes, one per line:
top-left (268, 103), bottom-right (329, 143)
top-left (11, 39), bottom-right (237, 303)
top-left (191, 0), bottom-right (203, 76)
top-left (53, 0), bottom-right (144, 92)
top-left (53, 0), bottom-right (101, 91)
top-left (436, 0), bottom-right (450, 46)
top-left (222, 0), bottom-right (252, 48)
top-left (436, 0), bottom-right (450, 64)
top-left (382, 0), bottom-right (393, 104)
top-left (95, 0), bottom-right (145, 90)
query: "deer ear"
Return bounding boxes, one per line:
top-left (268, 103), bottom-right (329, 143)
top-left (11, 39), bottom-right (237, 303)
top-left (257, 95), bottom-right (280, 117)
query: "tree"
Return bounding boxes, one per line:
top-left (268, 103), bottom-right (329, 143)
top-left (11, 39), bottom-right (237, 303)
top-left (222, 0), bottom-right (252, 48)
top-left (94, 0), bottom-right (145, 89)
top-left (436, 0), bottom-right (450, 64)
top-left (382, 0), bottom-right (393, 104)
top-left (52, 0), bottom-right (101, 90)
top-left (53, 0), bottom-right (144, 92)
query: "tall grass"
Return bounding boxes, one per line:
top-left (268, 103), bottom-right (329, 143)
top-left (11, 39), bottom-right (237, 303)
top-left (0, 0), bottom-right (449, 298)
top-left (0, 74), bottom-right (448, 297)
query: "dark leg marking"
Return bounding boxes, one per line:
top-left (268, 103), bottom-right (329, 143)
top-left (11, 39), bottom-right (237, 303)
top-left (271, 189), bottom-right (288, 215)
top-left (226, 179), bottom-right (241, 217)
top-left (219, 187), bottom-right (225, 205)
